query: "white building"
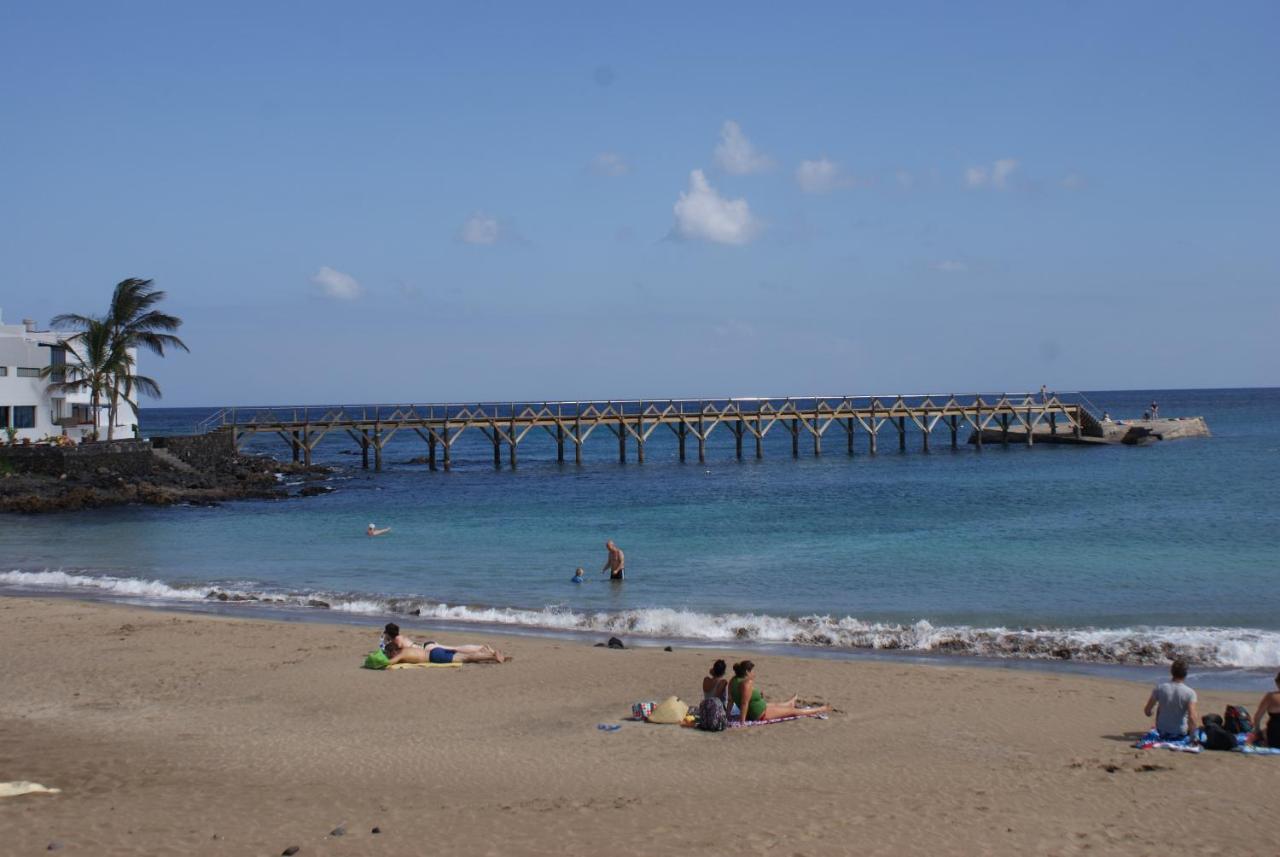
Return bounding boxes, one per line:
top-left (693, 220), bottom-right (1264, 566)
top-left (0, 309), bottom-right (139, 443)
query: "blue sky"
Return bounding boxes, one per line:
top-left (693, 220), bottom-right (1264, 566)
top-left (1, 2), bottom-right (1276, 406)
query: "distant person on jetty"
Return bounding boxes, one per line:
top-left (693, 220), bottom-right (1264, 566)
top-left (729, 660), bottom-right (830, 724)
top-left (1144, 658), bottom-right (1199, 740)
top-left (1040, 385), bottom-right (1048, 402)
top-left (602, 540), bottom-right (625, 581)
top-left (381, 622), bottom-right (507, 664)
top-left (571, 567), bottom-right (585, 584)
top-left (1150, 401), bottom-right (1160, 418)
top-left (1251, 670), bottom-right (1280, 747)
top-left (367, 523), bottom-right (391, 537)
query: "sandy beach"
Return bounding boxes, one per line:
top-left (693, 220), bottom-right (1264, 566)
top-left (0, 596), bottom-right (1273, 856)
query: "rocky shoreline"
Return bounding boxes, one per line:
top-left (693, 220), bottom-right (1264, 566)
top-left (0, 444), bottom-right (332, 513)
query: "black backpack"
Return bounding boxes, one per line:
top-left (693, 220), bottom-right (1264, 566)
top-left (1224, 705), bottom-right (1253, 734)
top-left (1202, 722), bottom-right (1237, 751)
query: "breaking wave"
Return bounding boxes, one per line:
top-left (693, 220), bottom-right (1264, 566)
top-left (4, 569), bottom-right (1278, 668)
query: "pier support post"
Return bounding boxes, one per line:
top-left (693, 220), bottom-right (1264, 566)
top-left (492, 428), bottom-right (501, 468)
top-left (361, 431), bottom-right (369, 469)
top-left (1026, 408), bottom-right (1034, 447)
top-left (950, 415), bottom-right (958, 449)
top-left (373, 426), bottom-right (382, 472)
top-left (292, 430), bottom-right (300, 463)
top-left (868, 424), bottom-right (878, 455)
top-left (1049, 412), bottom-right (1057, 437)
top-left (618, 423), bottom-right (626, 464)
top-left (790, 421), bottom-right (799, 458)
top-left (556, 424), bottom-right (565, 463)
top-left (636, 417), bottom-right (645, 464)
top-left (510, 415), bottom-right (518, 468)
top-left (922, 421), bottom-right (930, 452)
top-left (1001, 413), bottom-right (1009, 446)
top-left (897, 416), bottom-right (906, 452)
top-left (734, 421), bottom-right (743, 459)
top-left (303, 426), bottom-right (312, 467)
top-left (428, 432), bottom-right (437, 471)
top-left (755, 420), bottom-right (763, 459)
top-left (574, 418), bottom-right (582, 465)
top-left (847, 418), bottom-right (854, 455)
top-left (975, 403), bottom-right (983, 450)
top-left (442, 424), bottom-right (451, 471)
top-left (698, 417), bottom-right (706, 463)
top-left (678, 421), bottom-right (687, 462)
top-left (813, 419), bottom-right (821, 456)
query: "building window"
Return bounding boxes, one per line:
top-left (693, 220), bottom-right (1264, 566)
top-left (0, 406), bottom-right (8, 427)
top-left (12, 405), bottom-right (36, 428)
top-left (16, 367), bottom-right (42, 378)
top-left (0, 366), bottom-right (8, 376)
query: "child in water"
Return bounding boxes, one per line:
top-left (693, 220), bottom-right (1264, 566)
top-left (571, 567), bottom-right (585, 584)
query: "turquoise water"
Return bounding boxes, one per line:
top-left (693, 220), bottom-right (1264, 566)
top-left (3, 388), bottom-right (1278, 668)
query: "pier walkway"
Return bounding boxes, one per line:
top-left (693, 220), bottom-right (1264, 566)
top-left (197, 393), bottom-right (1103, 471)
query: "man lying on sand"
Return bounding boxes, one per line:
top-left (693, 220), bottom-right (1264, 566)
top-left (382, 622), bottom-right (508, 665)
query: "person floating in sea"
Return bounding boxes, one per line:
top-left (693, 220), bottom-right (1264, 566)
top-left (381, 622), bottom-right (507, 665)
top-left (1144, 658), bottom-right (1199, 740)
top-left (602, 540), bottom-right (625, 581)
top-left (367, 523), bottom-right (391, 537)
top-left (571, 567), bottom-right (585, 584)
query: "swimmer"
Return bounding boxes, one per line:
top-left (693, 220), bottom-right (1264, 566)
top-left (367, 523), bottom-right (391, 537)
top-left (571, 567), bottom-right (585, 584)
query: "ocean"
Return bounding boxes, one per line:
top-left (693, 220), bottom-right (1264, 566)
top-left (3, 387), bottom-right (1278, 685)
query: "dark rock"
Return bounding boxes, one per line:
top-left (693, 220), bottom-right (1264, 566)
top-left (663, 646), bottom-right (673, 652)
top-left (371, 827), bottom-right (381, 834)
top-left (329, 824), bottom-right (346, 837)
top-left (298, 485), bottom-right (333, 497)
top-left (306, 599), bottom-right (331, 609)
top-left (47, 843), bottom-right (63, 852)
top-left (282, 848), bottom-right (300, 856)
top-left (606, 636), bottom-right (625, 649)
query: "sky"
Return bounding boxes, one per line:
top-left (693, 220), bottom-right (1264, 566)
top-left (1, 2), bottom-right (1277, 407)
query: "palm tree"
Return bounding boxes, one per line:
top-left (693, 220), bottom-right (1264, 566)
top-left (42, 317), bottom-right (126, 441)
top-left (52, 278), bottom-right (188, 440)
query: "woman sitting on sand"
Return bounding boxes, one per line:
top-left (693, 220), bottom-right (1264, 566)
top-left (703, 659), bottom-right (729, 708)
top-left (1252, 670), bottom-right (1280, 747)
top-left (728, 660), bottom-right (830, 724)
top-left (382, 622), bottom-right (507, 665)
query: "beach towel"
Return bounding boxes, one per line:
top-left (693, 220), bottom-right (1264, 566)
top-left (1132, 730), bottom-right (1203, 753)
top-left (726, 713), bottom-right (829, 729)
top-left (0, 782), bottom-right (62, 798)
top-left (1236, 743), bottom-right (1280, 755)
top-left (387, 662), bottom-right (463, 670)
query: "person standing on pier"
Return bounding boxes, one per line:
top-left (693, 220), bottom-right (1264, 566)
top-left (1150, 401), bottom-right (1159, 419)
top-left (602, 540), bottom-right (625, 581)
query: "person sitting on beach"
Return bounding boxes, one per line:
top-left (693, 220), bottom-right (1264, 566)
top-left (703, 659), bottom-right (729, 708)
top-left (602, 540), bottom-right (625, 581)
top-left (1144, 658), bottom-right (1199, 740)
top-left (367, 523), bottom-right (391, 537)
top-left (381, 622), bottom-right (507, 665)
top-left (1250, 670), bottom-right (1280, 747)
top-left (728, 660), bottom-right (830, 724)
top-left (571, 567), bottom-right (585, 584)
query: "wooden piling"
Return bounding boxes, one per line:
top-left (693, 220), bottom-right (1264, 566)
top-left (678, 421), bottom-right (687, 462)
top-left (492, 428), bottom-right (501, 468)
top-left (790, 421), bottom-right (799, 458)
top-left (442, 423), bottom-right (451, 471)
top-left (846, 418), bottom-right (854, 454)
top-left (1026, 408), bottom-right (1034, 447)
top-left (734, 420), bottom-right (743, 459)
top-left (556, 423), bottom-right (565, 463)
top-left (697, 416), bottom-right (706, 463)
top-left (373, 426), bottom-right (383, 472)
top-left (361, 431), bottom-right (369, 469)
top-left (950, 415), bottom-right (958, 449)
top-left (754, 418), bottom-right (763, 459)
top-left (428, 431), bottom-right (437, 471)
top-left (898, 416), bottom-right (906, 452)
top-left (1001, 413), bottom-right (1009, 446)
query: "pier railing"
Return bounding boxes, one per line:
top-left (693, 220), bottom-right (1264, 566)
top-left (195, 393), bottom-right (1096, 471)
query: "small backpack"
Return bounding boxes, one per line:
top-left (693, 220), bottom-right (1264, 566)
top-left (1224, 705), bottom-right (1253, 734)
top-left (696, 697), bottom-right (728, 732)
top-left (1202, 722), bottom-right (1237, 751)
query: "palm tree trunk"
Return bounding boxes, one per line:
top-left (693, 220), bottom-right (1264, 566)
top-left (107, 381), bottom-right (118, 442)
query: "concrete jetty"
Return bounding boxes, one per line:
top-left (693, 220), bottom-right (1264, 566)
top-left (969, 415), bottom-right (1211, 446)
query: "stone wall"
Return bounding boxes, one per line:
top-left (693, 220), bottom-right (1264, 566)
top-left (0, 439), bottom-right (155, 478)
top-left (151, 432), bottom-right (236, 471)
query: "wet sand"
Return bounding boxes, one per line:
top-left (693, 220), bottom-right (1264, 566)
top-left (0, 596), bottom-right (1272, 856)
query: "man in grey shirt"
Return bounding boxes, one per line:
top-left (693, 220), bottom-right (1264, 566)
top-left (1144, 658), bottom-right (1200, 739)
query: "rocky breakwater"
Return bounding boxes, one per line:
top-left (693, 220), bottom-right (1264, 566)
top-left (0, 434), bottom-right (332, 513)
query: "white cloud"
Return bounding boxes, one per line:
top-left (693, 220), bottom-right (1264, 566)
top-left (672, 169), bottom-right (760, 245)
top-left (795, 157), bottom-right (853, 194)
top-left (311, 266), bottom-right (363, 300)
top-left (713, 120), bottom-right (772, 175)
top-left (965, 158), bottom-right (1019, 190)
top-left (590, 151), bottom-right (630, 176)
top-left (932, 260), bottom-right (968, 273)
top-left (460, 212), bottom-right (501, 245)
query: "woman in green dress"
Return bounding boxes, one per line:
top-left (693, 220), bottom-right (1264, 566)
top-left (728, 660), bottom-right (830, 724)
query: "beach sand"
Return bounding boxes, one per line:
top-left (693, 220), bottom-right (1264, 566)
top-left (0, 597), bottom-right (1272, 856)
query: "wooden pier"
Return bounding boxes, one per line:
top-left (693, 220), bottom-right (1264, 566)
top-left (197, 394), bottom-right (1103, 471)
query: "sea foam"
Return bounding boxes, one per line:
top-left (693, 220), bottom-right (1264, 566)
top-left (3, 569), bottom-right (1279, 668)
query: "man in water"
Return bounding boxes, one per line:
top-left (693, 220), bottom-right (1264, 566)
top-left (602, 540), bottom-right (625, 581)
top-left (1144, 658), bottom-right (1199, 740)
top-left (367, 523), bottom-right (391, 537)
top-left (381, 623), bottom-right (507, 664)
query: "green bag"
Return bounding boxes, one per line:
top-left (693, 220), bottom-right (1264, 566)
top-left (363, 650), bottom-right (390, 670)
